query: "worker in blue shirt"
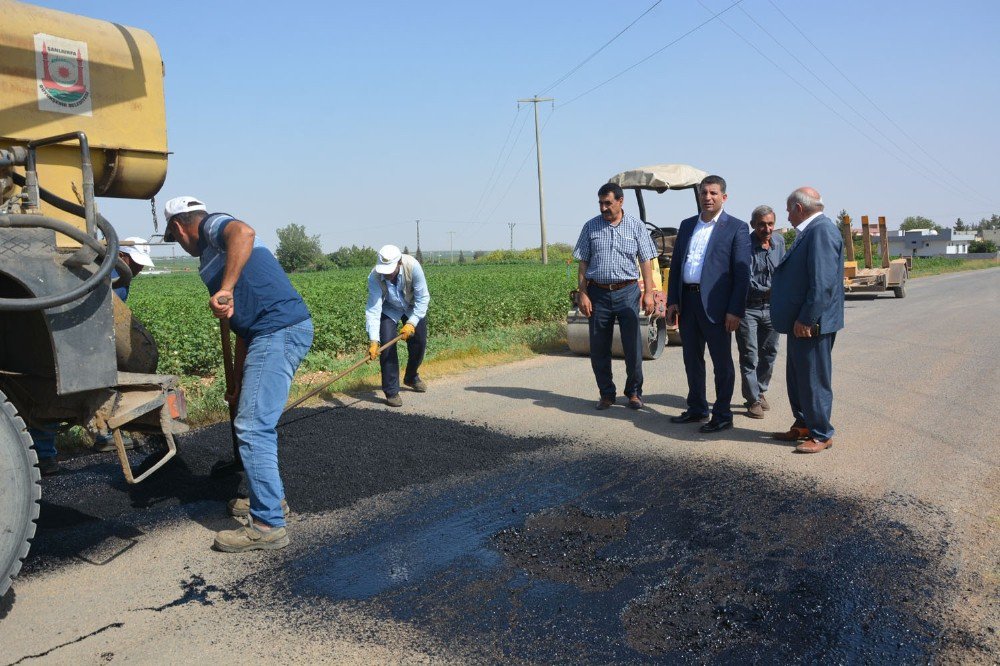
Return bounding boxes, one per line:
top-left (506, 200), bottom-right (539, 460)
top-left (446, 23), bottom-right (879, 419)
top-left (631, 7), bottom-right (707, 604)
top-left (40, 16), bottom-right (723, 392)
top-left (365, 245), bottom-right (431, 407)
top-left (164, 196), bottom-right (312, 553)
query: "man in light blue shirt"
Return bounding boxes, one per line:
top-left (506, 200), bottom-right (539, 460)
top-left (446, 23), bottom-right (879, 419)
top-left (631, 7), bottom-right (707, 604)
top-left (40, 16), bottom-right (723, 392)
top-left (365, 245), bottom-right (431, 407)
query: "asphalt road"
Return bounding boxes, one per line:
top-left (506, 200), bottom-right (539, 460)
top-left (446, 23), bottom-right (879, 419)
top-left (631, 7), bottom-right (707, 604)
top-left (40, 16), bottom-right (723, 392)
top-left (2, 268), bottom-right (998, 664)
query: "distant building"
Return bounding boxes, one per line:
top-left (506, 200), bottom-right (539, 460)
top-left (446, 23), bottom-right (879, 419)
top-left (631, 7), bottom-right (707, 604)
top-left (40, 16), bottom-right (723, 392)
top-left (981, 229), bottom-right (1000, 244)
top-left (887, 229), bottom-right (976, 257)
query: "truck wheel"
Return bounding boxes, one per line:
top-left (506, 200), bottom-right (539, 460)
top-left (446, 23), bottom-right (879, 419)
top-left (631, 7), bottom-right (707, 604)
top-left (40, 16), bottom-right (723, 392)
top-left (893, 285), bottom-right (906, 298)
top-left (0, 391), bottom-right (40, 597)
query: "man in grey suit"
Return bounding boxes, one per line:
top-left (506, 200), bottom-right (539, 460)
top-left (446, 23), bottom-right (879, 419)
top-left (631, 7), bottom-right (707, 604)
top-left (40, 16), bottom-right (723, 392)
top-left (770, 187), bottom-right (845, 453)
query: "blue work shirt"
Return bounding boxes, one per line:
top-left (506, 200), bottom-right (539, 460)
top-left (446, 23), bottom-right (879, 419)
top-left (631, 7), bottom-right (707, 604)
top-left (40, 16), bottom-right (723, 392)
top-left (748, 230), bottom-right (785, 300)
top-left (111, 268), bottom-right (129, 301)
top-left (365, 257), bottom-right (430, 341)
top-left (197, 213), bottom-right (311, 341)
top-left (573, 212), bottom-right (657, 283)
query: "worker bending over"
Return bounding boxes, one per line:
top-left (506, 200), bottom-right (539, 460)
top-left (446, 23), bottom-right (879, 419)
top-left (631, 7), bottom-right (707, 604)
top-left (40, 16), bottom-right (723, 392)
top-left (365, 244), bottom-right (430, 407)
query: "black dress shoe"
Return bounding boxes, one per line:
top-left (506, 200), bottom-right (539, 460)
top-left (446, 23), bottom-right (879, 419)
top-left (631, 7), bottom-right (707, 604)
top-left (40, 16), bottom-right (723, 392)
top-left (670, 411), bottom-right (709, 424)
top-left (699, 418), bottom-right (734, 433)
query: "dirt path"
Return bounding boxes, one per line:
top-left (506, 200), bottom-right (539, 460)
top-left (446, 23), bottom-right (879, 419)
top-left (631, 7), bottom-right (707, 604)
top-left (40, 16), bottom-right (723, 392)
top-left (2, 268), bottom-right (997, 663)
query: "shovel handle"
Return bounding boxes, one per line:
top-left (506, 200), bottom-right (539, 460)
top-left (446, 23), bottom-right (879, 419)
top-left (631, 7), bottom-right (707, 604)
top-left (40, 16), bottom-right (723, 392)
top-left (282, 334), bottom-right (404, 413)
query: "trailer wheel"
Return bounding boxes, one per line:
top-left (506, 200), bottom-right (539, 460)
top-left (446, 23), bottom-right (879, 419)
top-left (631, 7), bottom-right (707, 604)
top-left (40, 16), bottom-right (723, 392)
top-left (0, 390), bottom-right (40, 597)
top-left (893, 285), bottom-right (906, 298)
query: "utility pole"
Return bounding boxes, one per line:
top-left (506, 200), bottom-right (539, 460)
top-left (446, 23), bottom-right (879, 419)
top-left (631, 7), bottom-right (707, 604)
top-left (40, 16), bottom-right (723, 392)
top-left (448, 231), bottom-right (455, 263)
top-left (508, 222), bottom-right (516, 250)
top-left (518, 96), bottom-right (553, 264)
top-left (415, 219), bottom-right (421, 253)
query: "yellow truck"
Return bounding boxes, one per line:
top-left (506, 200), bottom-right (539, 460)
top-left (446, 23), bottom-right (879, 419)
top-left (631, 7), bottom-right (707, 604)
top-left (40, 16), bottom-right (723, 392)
top-left (0, 0), bottom-right (185, 595)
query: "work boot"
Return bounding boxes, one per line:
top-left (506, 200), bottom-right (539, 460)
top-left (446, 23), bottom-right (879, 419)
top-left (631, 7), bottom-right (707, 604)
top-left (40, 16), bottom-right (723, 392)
top-left (746, 401), bottom-right (766, 419)
top-left (227, 497), bottom-right (290, 518)
top-left (404, 377), bottom-right (428, 393)
top-left (213, 523), bottom-right (289, 552)
top-left (37, 457), bottom-right (62, 476)
top-left (386, 394), bottom-right (403, 407)
top-left (759, 393), bottom-right (770, 411)
top-left (93, 433), bottom-right (134, 453)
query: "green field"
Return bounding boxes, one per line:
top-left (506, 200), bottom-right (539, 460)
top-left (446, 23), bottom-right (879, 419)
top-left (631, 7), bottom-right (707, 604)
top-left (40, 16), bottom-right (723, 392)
top-left (128, 263), bottom-right (578, 378)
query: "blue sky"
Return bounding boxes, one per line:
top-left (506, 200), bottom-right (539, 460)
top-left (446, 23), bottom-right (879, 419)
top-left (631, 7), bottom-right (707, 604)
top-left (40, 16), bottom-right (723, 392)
top-left (29, 0), bottom-right (1000, 254)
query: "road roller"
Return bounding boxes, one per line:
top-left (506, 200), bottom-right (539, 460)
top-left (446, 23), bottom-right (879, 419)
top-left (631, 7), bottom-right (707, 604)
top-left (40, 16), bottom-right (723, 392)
top-left (566, 164), bottom-right (709, 360)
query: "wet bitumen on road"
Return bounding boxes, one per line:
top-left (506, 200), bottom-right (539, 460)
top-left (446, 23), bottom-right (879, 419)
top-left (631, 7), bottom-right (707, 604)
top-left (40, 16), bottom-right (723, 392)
top-left (14, 405), bottom-right (994, 662)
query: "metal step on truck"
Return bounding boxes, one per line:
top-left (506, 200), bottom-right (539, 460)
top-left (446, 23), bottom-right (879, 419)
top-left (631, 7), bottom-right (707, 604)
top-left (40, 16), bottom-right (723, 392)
top-left (1, 0), bottom-right (187, 596)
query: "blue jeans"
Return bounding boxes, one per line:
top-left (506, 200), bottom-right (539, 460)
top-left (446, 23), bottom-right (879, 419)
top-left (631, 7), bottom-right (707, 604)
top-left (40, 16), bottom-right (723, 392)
top-left (235, 319), bottom-right (313, 527)
top-left (587, 282), bottom-right (643, 399)
top-left (735, 306), bottom-right (780, 404)
top-left (379, 314), bottom-right (427, 397)
top-left (29, 426), bottom-right (58, 460)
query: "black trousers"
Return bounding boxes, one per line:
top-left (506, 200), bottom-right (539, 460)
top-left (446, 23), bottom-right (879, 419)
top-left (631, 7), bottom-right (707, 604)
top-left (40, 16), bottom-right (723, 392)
top-left (379, 314), bottom-right (427, 397)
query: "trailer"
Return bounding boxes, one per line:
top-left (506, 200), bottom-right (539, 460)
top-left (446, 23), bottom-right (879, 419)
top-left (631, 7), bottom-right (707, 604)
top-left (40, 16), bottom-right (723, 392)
top-left (841, 215), bottom-right (908, 298)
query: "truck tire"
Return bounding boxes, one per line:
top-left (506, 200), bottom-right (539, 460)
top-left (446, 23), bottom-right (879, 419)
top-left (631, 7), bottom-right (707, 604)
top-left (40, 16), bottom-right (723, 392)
top-left (0, 390), bottom-right (40, 597)
top-left (893, 285), bottom-right (906, 298)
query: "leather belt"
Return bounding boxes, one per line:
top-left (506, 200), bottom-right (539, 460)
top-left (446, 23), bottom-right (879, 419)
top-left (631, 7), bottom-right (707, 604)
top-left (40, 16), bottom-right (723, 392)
top-left (590, 280), bottom-right (636, 291)
top-left (682, 283), bottom-right (700, 292)
top-left (747, 291), bottom-right (771, 307)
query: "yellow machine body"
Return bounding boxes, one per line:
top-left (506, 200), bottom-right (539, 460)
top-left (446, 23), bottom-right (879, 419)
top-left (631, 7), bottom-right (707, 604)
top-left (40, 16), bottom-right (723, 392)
top-left (0, 0), bottom-right (168, 239)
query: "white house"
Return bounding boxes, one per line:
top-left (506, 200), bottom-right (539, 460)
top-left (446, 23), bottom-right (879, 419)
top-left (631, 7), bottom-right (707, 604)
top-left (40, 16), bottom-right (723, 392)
top-left (887, 229), bottom-right (976, 257)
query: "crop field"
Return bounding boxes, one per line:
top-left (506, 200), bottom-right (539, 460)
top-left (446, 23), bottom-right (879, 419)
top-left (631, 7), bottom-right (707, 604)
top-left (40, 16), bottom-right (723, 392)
top-left (128, 263), bottom-right (578, 377)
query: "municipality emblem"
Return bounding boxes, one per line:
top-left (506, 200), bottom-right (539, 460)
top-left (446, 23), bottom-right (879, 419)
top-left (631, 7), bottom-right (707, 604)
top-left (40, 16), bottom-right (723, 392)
top-left (34, 33), bottom-right (93, 116)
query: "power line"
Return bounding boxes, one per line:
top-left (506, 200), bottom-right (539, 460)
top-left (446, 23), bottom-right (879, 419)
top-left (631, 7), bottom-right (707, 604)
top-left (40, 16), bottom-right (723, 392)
top-left (469, 106), bottom-right (528, 222)
top-left (737, 2), bottom-right (988, 205)
top-left (559, 0), bottom-right (745, 109)
top-left (471, 108), bottom-right (533, 222)
top-left (732, 3), bottom-right (959, 192)
top-left (767, 0), bottom-right (987, 204)
top-left (537, 0), bottom-right (663, 96)
top-left (695, 1), bottom-right (972, 201)
top-left (482, 107), bottom-right (557, 227)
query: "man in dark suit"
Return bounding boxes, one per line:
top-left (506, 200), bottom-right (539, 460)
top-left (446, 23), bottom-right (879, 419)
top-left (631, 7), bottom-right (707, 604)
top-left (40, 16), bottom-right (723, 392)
top-left (770, 187), bottom-right (845, 453)
top-left (666, 175), bottom-right (751, 433)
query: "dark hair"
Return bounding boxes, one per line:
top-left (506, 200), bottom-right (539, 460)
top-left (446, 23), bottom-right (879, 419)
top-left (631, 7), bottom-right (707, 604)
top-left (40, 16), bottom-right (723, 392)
top-left (172, 211), bottom-right (204, 226)
top-left (699, 175), bottom-right (727, 194)
top-left (598, 183), bottom-right (624, 200)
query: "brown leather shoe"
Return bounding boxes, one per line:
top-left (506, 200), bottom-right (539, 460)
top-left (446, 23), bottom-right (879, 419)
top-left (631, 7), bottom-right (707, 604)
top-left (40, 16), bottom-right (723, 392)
top-left (628, 394), bottom-right (643, 410)
top-left (772, 426), bottom-right (810, 441)
top-left (795, 437), bottom-right (834, 453)
top-left (746, 401), bottom-right (765, 419)
top-left (596, 397), bottom-right (615, 410)
top-left (758, 393), bottom-right (770, 411)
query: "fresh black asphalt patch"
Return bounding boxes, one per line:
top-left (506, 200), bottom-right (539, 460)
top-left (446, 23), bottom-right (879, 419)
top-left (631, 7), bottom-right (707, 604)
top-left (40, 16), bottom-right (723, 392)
top-left (14, 406), bottom-right (993, 662)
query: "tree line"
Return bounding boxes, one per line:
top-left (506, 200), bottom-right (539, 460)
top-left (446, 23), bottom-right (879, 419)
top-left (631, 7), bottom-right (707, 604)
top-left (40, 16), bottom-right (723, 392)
top-left (274, 223), bottom-right (577, 273)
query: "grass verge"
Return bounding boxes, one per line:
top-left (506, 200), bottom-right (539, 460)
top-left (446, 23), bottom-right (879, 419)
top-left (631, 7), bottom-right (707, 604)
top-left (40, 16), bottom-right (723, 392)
top-left (908, 257), bottom-right (999, 278)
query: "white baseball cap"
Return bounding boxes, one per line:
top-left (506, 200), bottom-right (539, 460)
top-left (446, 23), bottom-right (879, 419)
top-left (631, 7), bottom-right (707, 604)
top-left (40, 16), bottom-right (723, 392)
top-left (119, 236), bottom-right (155, 267)
top-left (374, 244), bottom-right (402, 274)
top-left (163, 196), bottom-right (207, 221)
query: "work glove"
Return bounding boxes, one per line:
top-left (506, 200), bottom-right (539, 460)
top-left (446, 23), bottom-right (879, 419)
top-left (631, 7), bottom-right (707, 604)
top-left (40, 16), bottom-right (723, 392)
top-left (368, 340), bottom-right (380, 360)
top-left (399, 323), bottom-right (416, 340)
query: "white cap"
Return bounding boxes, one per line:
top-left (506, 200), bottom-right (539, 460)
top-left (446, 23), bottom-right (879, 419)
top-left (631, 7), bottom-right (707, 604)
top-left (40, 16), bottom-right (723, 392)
top-left (374, 244), bottom-right (402, 274)
top-left (163, 195), bottom-right (207, 221)
top-left (119, 237), bottom-right (155, 267)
